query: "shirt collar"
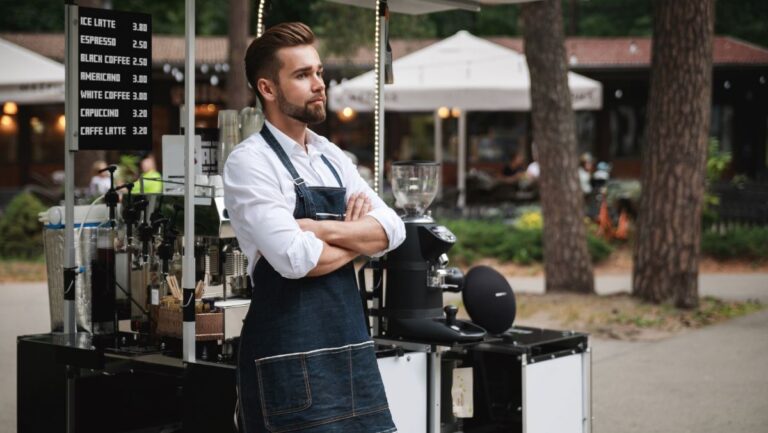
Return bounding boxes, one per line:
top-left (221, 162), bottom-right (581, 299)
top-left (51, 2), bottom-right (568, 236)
top-left (263, 119), bottom-right (326, 156)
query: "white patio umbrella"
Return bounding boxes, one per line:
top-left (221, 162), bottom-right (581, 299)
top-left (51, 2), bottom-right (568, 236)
top-left (329, 30), bottom-right (602, 207)
top-left (0, 37), bottom-right (65, 104)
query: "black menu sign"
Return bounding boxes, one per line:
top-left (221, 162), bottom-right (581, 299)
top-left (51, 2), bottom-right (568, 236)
top-left (78, 7), bottom-right (152, 150)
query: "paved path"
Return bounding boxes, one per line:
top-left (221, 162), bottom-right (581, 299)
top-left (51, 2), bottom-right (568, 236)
top-left (0, 283), bottom-right (49, 433)
top-left (1, 275), bottom-right (766, 433)
top-left (592, 309), bottom-right (768, 433)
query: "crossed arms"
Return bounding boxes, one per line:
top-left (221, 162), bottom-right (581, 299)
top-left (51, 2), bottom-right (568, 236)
top-left (300, 192), bottom-right (388, 277)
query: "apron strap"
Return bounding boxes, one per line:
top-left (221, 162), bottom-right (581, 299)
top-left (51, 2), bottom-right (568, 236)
top-left (260, 125), bottom-right (315, 217)
top-left (320, 154), bottom-right (343, 188)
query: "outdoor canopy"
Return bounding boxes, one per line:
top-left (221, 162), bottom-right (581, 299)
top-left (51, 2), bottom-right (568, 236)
top-left (0, 37), bottom-right (65, 104)
top-left (328, 30), bottom-right (603, 207)
top-left (328, 30), bottom-right (603, 112)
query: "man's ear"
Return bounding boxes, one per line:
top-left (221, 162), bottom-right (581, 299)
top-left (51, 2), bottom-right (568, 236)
top-left (257, 78), bottom-right (277, 103)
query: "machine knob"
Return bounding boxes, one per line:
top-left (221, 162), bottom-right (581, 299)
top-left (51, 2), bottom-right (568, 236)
top-left (444, 305), bottom-right (458, 327)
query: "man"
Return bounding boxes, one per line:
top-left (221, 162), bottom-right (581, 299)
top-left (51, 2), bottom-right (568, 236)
top-left (223, 23), bottom-right (405, 433)
top-left (131, 154), bottom-right (162, 194)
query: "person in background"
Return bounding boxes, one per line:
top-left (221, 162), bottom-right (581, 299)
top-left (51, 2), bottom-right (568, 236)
top-left (500, 151), bottom-right (527, 183)
top-left (89, 160), bottom-right (112, 196)
top-left (578, 152), bottom-right (594, 195)
top-left (131, 154), bottom-right (162, 194)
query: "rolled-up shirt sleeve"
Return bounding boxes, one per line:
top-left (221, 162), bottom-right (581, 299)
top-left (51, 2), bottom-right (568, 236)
top-left (224, 146), bottom-right (324, 279)
top-left (330, 145), bottom-right (406, 257)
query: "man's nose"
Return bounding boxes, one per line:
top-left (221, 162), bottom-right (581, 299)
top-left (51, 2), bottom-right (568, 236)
top-left (312, 74), bottom-right (325, 92)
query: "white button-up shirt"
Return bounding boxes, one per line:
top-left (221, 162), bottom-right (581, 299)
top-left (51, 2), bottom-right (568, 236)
top-left (223, 120), bottom-right (406, 279)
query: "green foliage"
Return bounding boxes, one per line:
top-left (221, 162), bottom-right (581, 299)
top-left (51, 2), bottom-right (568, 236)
top-left (0, 192), bottom-right (47, 260)
top-left (440, 218), bottom-right (613, 266)
top-left (575, 0), bottom-right (652, 36)
top-left (312, 2), bottom-right (373, 58)
top-left (703, 138), bottom-right (732, 227)
top-left (312, 3), bottom-right (437, 60)
top-left (118, 154), bottom-right (140, 184)
top-left (4, 0), bottom-right (767, 50)
top-left (706, 138), bottom-right (732, 183)
top-left (701, 226), bottom-right (768, 261)
top-left (716, 0), bottom-right (768, 49)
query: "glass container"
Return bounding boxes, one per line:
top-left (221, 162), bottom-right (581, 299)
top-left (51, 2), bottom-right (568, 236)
top-left (391, 161), bottom-right (440, 217)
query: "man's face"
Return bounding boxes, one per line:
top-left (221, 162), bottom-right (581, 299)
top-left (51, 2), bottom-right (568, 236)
top-left (271, 45), bottom-right (326, 125)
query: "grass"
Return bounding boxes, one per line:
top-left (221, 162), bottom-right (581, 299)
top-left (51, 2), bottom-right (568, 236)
top-left (440, 218), bottom-right (614, 266)
top-left (701, 226), bottom-right (768, 261)
top-left (507, 293), bottom-right (764, 340)
top-left (0, 259), bottom-right (47, 283)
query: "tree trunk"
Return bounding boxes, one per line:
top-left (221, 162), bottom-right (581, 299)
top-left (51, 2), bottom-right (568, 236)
top-left (632, 0), bottom-right (714, 308)
top-left (521, 0), bottom-right (594, 294)
top-left (226, 0), bottom-right (251, 110)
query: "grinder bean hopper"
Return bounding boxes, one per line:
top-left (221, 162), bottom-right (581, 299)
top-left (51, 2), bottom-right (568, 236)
top-left (377, 161), bottom-right (486, 342)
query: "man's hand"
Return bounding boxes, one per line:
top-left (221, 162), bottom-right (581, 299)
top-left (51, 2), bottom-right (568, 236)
top-left (345, 192), bottom-right (371, 221)
top-left (296, 192), bottom-right (387, 256)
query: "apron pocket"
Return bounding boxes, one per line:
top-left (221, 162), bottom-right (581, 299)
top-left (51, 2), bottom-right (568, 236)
top-left (255, 355), bottom-right (311, 416)
top-left (257, 345), bottom-right (359, 432)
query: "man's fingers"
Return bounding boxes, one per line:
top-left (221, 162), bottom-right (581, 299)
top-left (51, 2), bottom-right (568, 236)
top-left (345, 193), bottom-right (360, 221)
top-left (350, 195), bottom-right (363, 220)
top-left (344, 193), bottom-right (372, 221)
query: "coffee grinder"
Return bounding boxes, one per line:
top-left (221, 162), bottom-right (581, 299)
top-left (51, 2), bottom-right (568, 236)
top-left (376, 161), bottom-right (486, 343)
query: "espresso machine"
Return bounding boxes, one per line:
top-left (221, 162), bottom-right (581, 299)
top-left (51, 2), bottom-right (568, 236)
top-left (374, 161), bottom-right (486, 343)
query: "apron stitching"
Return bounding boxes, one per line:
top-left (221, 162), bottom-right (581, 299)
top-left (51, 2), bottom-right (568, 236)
top-left (255, 340), bottom-right (373, 363)
top-left (265, 404), bottom-right (391, 433)
top-left (236, 325), bottom-right (248, 433)
top-left (256, 355), bottom-right (312, 417)
top-left (349, 348), bottom-right (355, 416)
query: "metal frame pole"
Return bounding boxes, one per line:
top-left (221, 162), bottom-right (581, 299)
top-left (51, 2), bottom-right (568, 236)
top-left (457, 110), bottom-right (467, 209)
top-left (64, 5), bottom-right (79, 432)
top-left (427, 351), bottom-right (441, 433)
top-left (434, 111), bottom-right (443, 200)
top-left (182, 0), bottom-right (196, 363)
top-left (63, 1), bottom-right (79, 336)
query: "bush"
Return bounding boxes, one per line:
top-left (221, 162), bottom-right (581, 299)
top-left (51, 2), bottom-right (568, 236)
top-left (440, 218), bottom-right (613, 266)
top-left (0, 192), bottom-right (47, 259)
top-left (701, 226), bottom-right (768, 261)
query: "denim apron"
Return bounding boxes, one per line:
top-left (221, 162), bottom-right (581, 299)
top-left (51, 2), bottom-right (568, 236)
top-left (237, 125), bottom-right (396, 433)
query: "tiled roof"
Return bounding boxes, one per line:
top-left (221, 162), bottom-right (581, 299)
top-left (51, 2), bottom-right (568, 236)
top-left (3, 33), bottom-right (767, 68)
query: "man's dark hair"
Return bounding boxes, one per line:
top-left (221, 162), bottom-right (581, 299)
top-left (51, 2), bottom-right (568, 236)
top-left (244, 22), bottom-right (316, 106)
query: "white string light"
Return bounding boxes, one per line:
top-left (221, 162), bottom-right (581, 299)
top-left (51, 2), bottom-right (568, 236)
top-left (256, 0), bottom-right (266, 38)
top-left (373, 0), bottom-right (382, 194)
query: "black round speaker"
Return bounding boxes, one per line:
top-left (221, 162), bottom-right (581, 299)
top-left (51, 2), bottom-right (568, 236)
top-left (462, 265), bottom-right (516, 334)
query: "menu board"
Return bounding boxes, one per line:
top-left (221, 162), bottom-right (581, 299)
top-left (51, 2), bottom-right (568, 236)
top-left (78, 7), bottom-right (152, 151)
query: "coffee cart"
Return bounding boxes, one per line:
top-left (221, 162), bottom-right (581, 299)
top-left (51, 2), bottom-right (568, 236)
top-left (17, 1), bottom-right (591, 432)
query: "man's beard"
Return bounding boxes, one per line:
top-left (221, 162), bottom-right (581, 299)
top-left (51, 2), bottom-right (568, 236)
top-left (276, 87), bottom-right (326, 125)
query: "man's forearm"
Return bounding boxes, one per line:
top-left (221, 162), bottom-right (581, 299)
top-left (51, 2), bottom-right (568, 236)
top-left (318, 216), bottom-right (388, 256)
top-left (306, 241), bottom-right (358, 277)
